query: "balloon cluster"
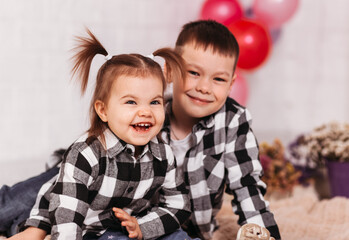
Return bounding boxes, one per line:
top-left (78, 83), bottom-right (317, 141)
top-left (200, 0), bottom-right (299, 105)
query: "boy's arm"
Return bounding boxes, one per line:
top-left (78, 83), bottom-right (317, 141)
top-left (47, 147), bottom-right (92, 240)
top-left (137, 146), bottom-right (191, 240)
top-left (225, 108), bottom-right (281, 240)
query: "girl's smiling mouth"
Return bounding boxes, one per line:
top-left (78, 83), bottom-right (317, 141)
top-left (131, 122), bottom-right (153, 132)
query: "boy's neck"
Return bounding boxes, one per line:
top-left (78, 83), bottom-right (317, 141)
top-left (170, 102), bottom-right (199, 140)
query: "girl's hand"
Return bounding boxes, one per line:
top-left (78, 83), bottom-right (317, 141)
top-left (113, 207), bottom-right (143, 240)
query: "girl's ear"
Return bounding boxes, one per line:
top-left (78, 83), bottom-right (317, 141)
top-left (94, 100), bottom-right (108, 122)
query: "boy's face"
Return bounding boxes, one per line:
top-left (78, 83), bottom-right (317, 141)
top-left (96, 75), bottom-right (165, 146)
top-left (172, 43), bottom-right (236, 120)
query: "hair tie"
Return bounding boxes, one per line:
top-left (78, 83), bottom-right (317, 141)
top-left (105, 54), bottom-right (112, 61)
top-left (147, 53), bottom-right (154, 60)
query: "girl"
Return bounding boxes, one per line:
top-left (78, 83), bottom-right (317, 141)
top-left (9, 29), bottom-right (191, 240)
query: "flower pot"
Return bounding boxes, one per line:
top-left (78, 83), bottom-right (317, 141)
top-left (326, 161), bottom-right (349, 198)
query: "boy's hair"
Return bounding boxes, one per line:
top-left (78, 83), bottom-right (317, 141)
top-left (71, 29), bottom-right (186, 138)
top-left (175, 20), bottom-right (239, 72)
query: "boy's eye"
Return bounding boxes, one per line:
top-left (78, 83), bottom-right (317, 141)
top-left (214, 77), bottom-right (227, 82)
top-left (188, 70), bottom-right (199, 76)
top-left (126, 100), bottom-right (136, 105)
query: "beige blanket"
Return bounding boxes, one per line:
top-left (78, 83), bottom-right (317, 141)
top-left (214, 185), bottom-right (349, 240)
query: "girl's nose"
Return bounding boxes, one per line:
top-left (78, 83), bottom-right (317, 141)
top-left (138, 107), bottom-right (151, 117)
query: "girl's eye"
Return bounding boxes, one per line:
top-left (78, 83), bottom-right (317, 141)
top-left (126, 100), bottom-right (136, 105)
top-left (188, 70), bottom-right (199, 76)
top-left (150, 100), bottom-right (162, 105)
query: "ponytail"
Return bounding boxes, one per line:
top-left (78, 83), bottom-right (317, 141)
top-left (153, 48), bottom-right (187, 87)
top-left (71, 28), bottom-right (108, 94)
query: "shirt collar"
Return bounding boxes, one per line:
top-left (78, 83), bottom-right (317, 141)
top-left (102, 128), bottom-right (127, 158)
top-left (102, 128), bottom-right (165, 161)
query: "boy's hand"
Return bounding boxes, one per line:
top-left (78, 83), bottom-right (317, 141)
top-left (113, 207), bottom-right (143, 240)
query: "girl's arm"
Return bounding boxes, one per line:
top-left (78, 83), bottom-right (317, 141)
top-left (7, 227), bottom-right (46, 240)
top-left (48, 146), bottom-right (92, 240)
top-left (24, 176), bottom-right (57, 234)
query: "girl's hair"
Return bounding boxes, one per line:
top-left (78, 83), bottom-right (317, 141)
top-left (71, 29), bottom-right (186, 138)
top-left (175, 20), bottom-right (240, 72)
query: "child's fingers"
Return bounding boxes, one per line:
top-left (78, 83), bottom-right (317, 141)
top-left (122, 220), bottom-right (136, 230)
top-left (115, 212), bottom-right (127, 220)
top-left (128, 231), bottom-right (139, 239)
top-left (112, 207), bottom-right (126, 215)
top-left (113, 208), bottom-right (131, 221)
top-left (112, 207), bottom-right (141, 240)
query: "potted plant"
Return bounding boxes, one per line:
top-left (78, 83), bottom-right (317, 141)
top-left (288, 121), bottom-right (349, 198)
top-left (259, 139), bottom-right (301, 199)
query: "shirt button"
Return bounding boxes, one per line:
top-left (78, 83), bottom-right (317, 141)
top-left (126, 148), bottom-right (132, 154)
top-left (127, 187), bottom-right (134, 193)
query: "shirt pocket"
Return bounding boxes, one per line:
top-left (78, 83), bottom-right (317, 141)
top-left (203, 152), bottom-right (225, 193)
top-left (203, 154), bottom-right (226, 208)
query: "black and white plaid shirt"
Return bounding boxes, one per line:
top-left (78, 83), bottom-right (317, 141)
top-left (25, 128), bottom-right (190, 240)
top-left (160, 98), bottom-right (281, 240)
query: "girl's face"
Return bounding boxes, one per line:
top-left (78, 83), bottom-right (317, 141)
top-left (95, 74), bottom-right (165, 146)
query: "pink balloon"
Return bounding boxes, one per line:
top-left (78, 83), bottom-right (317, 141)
top-left (229, 72), bottom-right (249, 106)
top-left (200, 0), bottom-right (243, 26)
top-left (252, 0), bottom-right (299, 28)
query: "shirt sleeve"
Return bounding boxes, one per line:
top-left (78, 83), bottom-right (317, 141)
top-left (24, 176), bottom-right (57, 233)
top-left (137, 146), bottom-right (191, 240)
top-left (224, 108), bottom-right (281, 240)
top-left (48, 146), bottom-right (95, 240)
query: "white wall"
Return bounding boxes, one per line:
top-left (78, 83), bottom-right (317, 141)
top-left (1, 0), bottom-right (349, 184)
top-left (0, 0), bottom-right (204, 184)
top-left (247, 0), bottom-right (349, 144)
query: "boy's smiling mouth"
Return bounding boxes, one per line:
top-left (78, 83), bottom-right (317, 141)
top-left (131, 122), bottom-right (153, 132)
top-left (187, 93), bottom-right (214, 104)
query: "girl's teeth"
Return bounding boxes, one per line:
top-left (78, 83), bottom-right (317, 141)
top-left (137, 123), bottom-right (150, 127)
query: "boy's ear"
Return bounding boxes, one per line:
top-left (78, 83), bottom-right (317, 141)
top-left (94, 100), bottom-right (108, 122)
top-left (228, 73), bottom-right (237, 92)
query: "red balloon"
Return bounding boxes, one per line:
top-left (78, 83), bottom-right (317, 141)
top-left (229, 72), bottom-right (249, 106)
top-left (228, 19), bottom-right (272, 70)
top-left (200, 0), bottom-right (243, 26)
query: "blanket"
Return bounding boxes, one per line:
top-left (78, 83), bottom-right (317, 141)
top-left (214, 185), bottom-right (349, 240)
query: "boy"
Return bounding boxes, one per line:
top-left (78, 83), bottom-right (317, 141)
top-left (158, 20), bottom-right (281, 240)
top-left (1, 20), bottom-right (280, 240)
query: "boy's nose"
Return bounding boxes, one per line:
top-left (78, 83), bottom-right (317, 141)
top-left (196, 77), bottom-right (211, 94)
